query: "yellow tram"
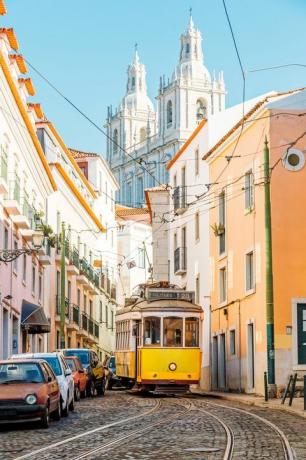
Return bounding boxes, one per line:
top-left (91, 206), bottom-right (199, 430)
top-left (115, 282), bottom-right (202, 393)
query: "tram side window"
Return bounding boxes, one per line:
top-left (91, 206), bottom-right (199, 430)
top-left (164, 317), bottom-right (183, 347)
top-left (185, 317), bottom-right (199, 347)
top-left (144, 317), bottom-right (160, 346)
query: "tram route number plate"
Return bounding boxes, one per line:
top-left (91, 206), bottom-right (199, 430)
top-left (147, 289), bottom-right (195, 303)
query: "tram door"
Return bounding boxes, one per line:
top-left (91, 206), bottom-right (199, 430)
top-left (218, 333), bottom-right (226, 389)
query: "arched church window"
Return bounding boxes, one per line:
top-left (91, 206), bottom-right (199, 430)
top-left (140, 127), bottom-right (146, 143)
top-left (167, 100), bottom-right (173, 127)
top-left (131, 76), bottom-right (135, 90)
top-left (186, 43), bottom-right (190, 55)
top-left (113, 129), bottom-right (118, 154)
top-left (196, 99), bottom-right (207, 122)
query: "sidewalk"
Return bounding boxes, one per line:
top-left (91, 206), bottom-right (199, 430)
top-left (192, 389), bottom-right (306, 419)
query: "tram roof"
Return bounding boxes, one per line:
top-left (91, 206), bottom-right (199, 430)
top-left (116, 299), bottom-right (203, 316)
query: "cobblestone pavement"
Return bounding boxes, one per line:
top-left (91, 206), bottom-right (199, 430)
top-left (0, 391), bottom-right (305, 460)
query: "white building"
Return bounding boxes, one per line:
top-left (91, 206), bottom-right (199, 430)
top-left (106, 15), bottom-right (226, 207)
top-left (116, 206), bottom-right (152, 306)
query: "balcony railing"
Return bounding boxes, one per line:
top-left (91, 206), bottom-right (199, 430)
top-left (56, 295), bottom-right (70, 318)
top-left (174, 247), bottom-right (187, 274)
top-left (71, 304), bottom-right (80, 326)
top-left (0, 149), bottom-right (8, 182)
top-left (71, 247), bottom-right (80, 269)
top-left (94, 322), bottom-right (99, 338)
top-left (7, 177), bottom-right (21, 203)
top-left (88, 317), bottom-right (94, 335)
top-left (173, 186), bottom-right (187, 213)
top-left (82, 312), bottom-right (88, 331)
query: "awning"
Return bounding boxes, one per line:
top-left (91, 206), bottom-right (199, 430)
top-left (21, 300), bottom-right (50, 334)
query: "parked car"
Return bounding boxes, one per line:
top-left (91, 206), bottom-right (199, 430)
top-left (64, 356), bottom-right (87, 401)
top-left (103, 355), bottom-right (120, 390)
top-left (0, 359), bottom-right (61, 428)
top-left (12, 352), bottom-right (74, 416)
top-left (62, 349), bottom-right (106, 397)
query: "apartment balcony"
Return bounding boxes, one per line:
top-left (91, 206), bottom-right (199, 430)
top-left (67, 303), bottom-right (80, 331)
top-left (55, 238), bottom-right (70, 264)
top-left (55, 295), bottom-right (70, 323)
top-left (11, 195), bottom-right (33, 229)
top-left (67, 247), bottom-right (80, 275)
top-left (3, 178), bottom-right (22, 216)
top-left (173, 186), bottom-right (187, 215)
top-left (39, 240), bottom-right (52, 266)
top-left (76, 311), bottom-right (89, 338)
top-left (0, 151), bottom-right (8, 195)
top-left (174, 247), bottom-right (187, 275)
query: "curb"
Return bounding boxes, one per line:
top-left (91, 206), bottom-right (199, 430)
top-left (192, 391), bottom-right (306, 419)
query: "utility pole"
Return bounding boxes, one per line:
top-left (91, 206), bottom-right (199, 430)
top-left (60, 221), bottom-right (66, 349)
top-left (264, 138), bottom-right (275, 385)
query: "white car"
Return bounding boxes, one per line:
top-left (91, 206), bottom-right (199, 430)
top-left (11, 352), bottom-right (74, 416)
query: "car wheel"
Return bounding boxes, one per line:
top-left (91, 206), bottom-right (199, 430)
top-left (74, 385), bottom-right (81, 402)
top-left (40, 406), bottom-right (50, 429)
top-left (52, 401), bottom-right (61, 421)
top-left (69, 395), bottom-right (75, 411)
top-left (62, 397), bottom-right (69, 417)
top-left (97, 378), bottom-right (106, 396)
top-left (86, 380), bottom-right (95, 398)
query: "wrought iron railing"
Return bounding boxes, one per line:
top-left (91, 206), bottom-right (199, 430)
top-left (71, 247), bottom-right (80, 269)
top-left (71, 304), bottom-right (80, 325)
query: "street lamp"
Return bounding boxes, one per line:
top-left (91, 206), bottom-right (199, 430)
top-left (0, 230), bottom-right (44, 263)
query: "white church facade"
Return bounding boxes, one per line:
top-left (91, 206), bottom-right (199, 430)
top-left (105, 15), bottom-right (226, 207)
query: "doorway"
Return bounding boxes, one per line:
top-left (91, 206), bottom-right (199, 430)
top-left (297, 303), bottom-right (306, 365)
top-left (218, 333), bottom-right (226, 389)
top-left (212, 336), bottom-right (218, 389)
top-left (247, 323), bottom-right (255, 390)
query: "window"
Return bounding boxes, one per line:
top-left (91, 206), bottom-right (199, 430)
top-left (230, 330), bottom-right (236, 355)
top-left (219, 267), bottom-right (227, 303)
top-left (32, 265), bottom-right (36, 294)
top-left (131, 76), bottom-right (135, 89)
top-left (77, 288), bottom-right (81, 307)
top-left (195, 275), bottom-right (200, 304)
top-left (245, 170), bottom-right (254, 210)
top-left (99, 301), bottom-right (103, 322)
top-left (185, 317), bottom-right (199, 347)
top-left (219, 190), bottom-right (226, 255)
top-left (84, 294), bottom-right (87, 313)
top-left (140, 127), bottom-right (146, 143)
top-left (144, 317), bottom-right (161, 346)
top-left (111, 310), bottom-right (114, 330)
top-left (126, 181), bottom-right (132, 206)
top-left (196, 99), bottom-right (207, 122)
top-left (56, 211), bottom-right (61, 234)
top-left (67, 280), bottom-right (71, 302)
top-left (138, 247), bottom-right (145, 269)
top-left (246, 251), bottom-right (254, 292)
top-left (89, 300), bottom-right (93, 318)
top-left (22, 253), bottom-right (27, 283)
top-left (167, 100), bottom-right (173, 127)
top-left (113, 129), bottom-right (118, 154)
top-left (195, 148), bottom-right (199, 175)
top-left (105, 305), bottom-right (109, 326)
top-left (4, 227), bottom-right (8, 249)
top-left (38, 274), bottom-right (42, 302)
top-left (174, 233), bottom-right (177, 249)
top-left (137, 175), bottom-right (144, 206)
top-left (186, 43), bottom-right (190, 54)
top-left (195, 212), bottom-right (200, 241)
top-left (164, 317), bottom-right (183, 347)
top-left (13, 240), bottom-right (18, 273)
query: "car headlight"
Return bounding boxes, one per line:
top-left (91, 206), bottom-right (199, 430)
top-left (168, 362), bottom-right (177, 371)
top-left (25, 394), bottom-right (37, 405)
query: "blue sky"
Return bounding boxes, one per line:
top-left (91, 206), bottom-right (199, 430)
top-left (3, 0), bottom-right (306, 153)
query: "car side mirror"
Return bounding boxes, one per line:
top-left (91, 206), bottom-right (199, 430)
top-left (65, 368), bottom-right (72, 376)
top-left (47, 376), bottom-right (52, 382)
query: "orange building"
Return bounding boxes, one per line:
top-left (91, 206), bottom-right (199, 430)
top-left (206, 89), bottom-right (306, 395)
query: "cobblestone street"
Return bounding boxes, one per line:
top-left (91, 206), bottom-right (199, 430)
top-left (0, 391), bottom-right (305, 460)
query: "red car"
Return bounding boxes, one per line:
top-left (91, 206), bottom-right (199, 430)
top-left (64, 356), bottom-right (87, 401)
top-left (0, 359), bottom-right (61, 428)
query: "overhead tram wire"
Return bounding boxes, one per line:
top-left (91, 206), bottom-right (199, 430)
top-left (22, 57), bottom-right (164, 190)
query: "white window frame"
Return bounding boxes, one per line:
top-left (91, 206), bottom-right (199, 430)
top-left (244, 169), bottom-right (254, 212)
top-left (219, 264), bottom-right (227, 305)
top-left (245, 249), bottom-right (255, 295)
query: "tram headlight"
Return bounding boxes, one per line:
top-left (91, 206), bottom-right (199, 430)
top-left (168, 362), bottom-right (177, 371)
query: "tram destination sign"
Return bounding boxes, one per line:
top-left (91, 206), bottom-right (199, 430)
top-left (147, 289), bottom-right (195, 303)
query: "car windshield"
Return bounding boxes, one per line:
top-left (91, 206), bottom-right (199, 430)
top-left (64, 350), bottom-right (89, 366)
top-left (42, 357), bottom-right (62, 376)
top-left (0, 363), bottom-right (44, 384)
top-left (66, 359), bottom-right (76, 372)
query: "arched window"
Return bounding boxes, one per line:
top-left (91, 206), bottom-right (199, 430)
top-left (113, 129), bottom-right (118, 154)
top-left (140, 127), bottom-right (146, 143)
top-left (196, 99), bottom-right (207, 122)
top-left (186, 43), bottom-right (190, 55)
top-left (167, 100), bottom-right (173, 127)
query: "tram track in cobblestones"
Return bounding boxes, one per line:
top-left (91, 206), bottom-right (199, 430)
top-left (197, 399), bottom-right (295, 460)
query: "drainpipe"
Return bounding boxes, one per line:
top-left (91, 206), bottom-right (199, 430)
top-left (60, 222), bottom-right (66, 349)
top-left (263, 138), bottom-right (275, 385)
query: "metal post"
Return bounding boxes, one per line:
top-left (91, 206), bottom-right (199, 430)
top-left (304, 375), bottom-right (306, 411)
top-left (289, 373), bottom-right (297, 407)
top-left (60, 222), bottom-right (66, 349)
top-left (264, 138), bottom-right (275, 385)
top-left (264, 372), bottom-right (268, 401)
top-left (282, 375), bottom-right (292, 404)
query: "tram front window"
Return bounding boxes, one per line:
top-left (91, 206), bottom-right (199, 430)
top-left (144, 317), bottom-right (160, 346)
top-left (185, 317), bottom-right (199, 347)
top-left (163, 317), bottom-right (183, 347)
